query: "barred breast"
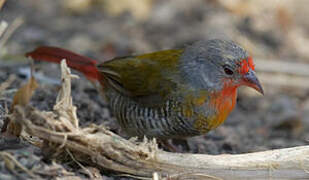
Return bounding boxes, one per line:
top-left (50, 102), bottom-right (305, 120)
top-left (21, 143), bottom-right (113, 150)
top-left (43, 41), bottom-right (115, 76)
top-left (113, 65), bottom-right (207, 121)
top-left (106, 90), bottom-right (201, 139)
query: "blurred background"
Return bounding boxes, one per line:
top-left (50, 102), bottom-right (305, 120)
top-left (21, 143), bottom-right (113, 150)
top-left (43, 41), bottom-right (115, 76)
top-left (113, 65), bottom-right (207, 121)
top-left (0, 0), bottom-right (309, 178)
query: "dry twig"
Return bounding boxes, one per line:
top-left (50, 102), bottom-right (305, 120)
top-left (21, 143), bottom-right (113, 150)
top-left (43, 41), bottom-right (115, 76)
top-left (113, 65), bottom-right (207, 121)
top-left (0, 151), bottom-right (38, 178)
top-left (0, 17), bottom-right (23, 50)
top-left (0, 21), bottom-right (8, 38)
top-left (0, 74), bottom-right (16, 93)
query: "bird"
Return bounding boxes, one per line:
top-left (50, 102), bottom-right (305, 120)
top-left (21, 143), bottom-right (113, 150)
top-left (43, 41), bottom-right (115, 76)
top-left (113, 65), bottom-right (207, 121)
top-left (26, 39), bottom-right (263, 140)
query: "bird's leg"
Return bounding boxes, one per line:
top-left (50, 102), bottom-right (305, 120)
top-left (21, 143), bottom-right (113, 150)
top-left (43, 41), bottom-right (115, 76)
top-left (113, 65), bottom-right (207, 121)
top-left (158, 139), bottom-right (179, 152)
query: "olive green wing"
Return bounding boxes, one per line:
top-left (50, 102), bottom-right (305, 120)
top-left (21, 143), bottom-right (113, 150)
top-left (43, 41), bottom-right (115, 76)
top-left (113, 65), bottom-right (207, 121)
top-left (97, 49), bottom-right (184, 105)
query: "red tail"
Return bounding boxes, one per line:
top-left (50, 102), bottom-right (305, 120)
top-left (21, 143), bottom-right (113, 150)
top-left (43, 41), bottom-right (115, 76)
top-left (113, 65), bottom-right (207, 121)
top-left (26, 46), bottom-right (99, 81)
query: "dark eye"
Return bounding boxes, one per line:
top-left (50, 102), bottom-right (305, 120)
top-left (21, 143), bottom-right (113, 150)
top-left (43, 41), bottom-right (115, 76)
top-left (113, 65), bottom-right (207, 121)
top-left (223, 65), bottom-right (234, 75)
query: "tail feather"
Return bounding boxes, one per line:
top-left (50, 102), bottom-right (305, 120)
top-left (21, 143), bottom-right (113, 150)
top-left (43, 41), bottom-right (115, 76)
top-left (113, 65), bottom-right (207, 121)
top-left (26, 46), bottom-right (99, 81)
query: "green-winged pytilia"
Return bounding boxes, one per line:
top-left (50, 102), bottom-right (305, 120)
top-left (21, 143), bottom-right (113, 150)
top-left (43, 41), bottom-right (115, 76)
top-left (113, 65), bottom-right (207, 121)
top-left (26, 39), bottom-right (264, 139)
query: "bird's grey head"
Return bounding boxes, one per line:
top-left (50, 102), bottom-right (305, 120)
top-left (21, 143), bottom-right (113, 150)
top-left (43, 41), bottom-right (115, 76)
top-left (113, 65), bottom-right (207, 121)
top-left (179, 39), bottom-right (251, 92)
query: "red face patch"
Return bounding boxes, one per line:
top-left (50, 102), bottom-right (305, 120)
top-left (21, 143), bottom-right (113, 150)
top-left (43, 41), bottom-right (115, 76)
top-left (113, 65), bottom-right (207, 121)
top-left (238, 56), bottom-right (255, 75)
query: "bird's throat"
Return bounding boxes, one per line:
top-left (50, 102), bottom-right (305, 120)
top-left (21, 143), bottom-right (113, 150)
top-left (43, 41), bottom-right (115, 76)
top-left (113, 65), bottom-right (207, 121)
top-left (208, 82), bottom-right (238, 129)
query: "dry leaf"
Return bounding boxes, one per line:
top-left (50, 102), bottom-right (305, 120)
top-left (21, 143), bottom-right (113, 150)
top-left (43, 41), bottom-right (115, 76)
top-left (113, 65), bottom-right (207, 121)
top-left (2, 76), bottom-right (38, 136)
top-left (11, 76), bottom-right (38, 108)
top-left (1, 61), bottom-right (38, 135)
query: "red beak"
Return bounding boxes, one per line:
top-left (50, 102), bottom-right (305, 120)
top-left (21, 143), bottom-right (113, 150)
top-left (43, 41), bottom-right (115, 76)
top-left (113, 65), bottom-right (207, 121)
top-left (243, 69), bottom-right (264, 95)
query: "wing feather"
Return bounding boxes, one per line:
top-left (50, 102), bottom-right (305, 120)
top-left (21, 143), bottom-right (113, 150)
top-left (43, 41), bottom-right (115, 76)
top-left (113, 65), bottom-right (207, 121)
top-left (98, 49), bottom-right (184, 105)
